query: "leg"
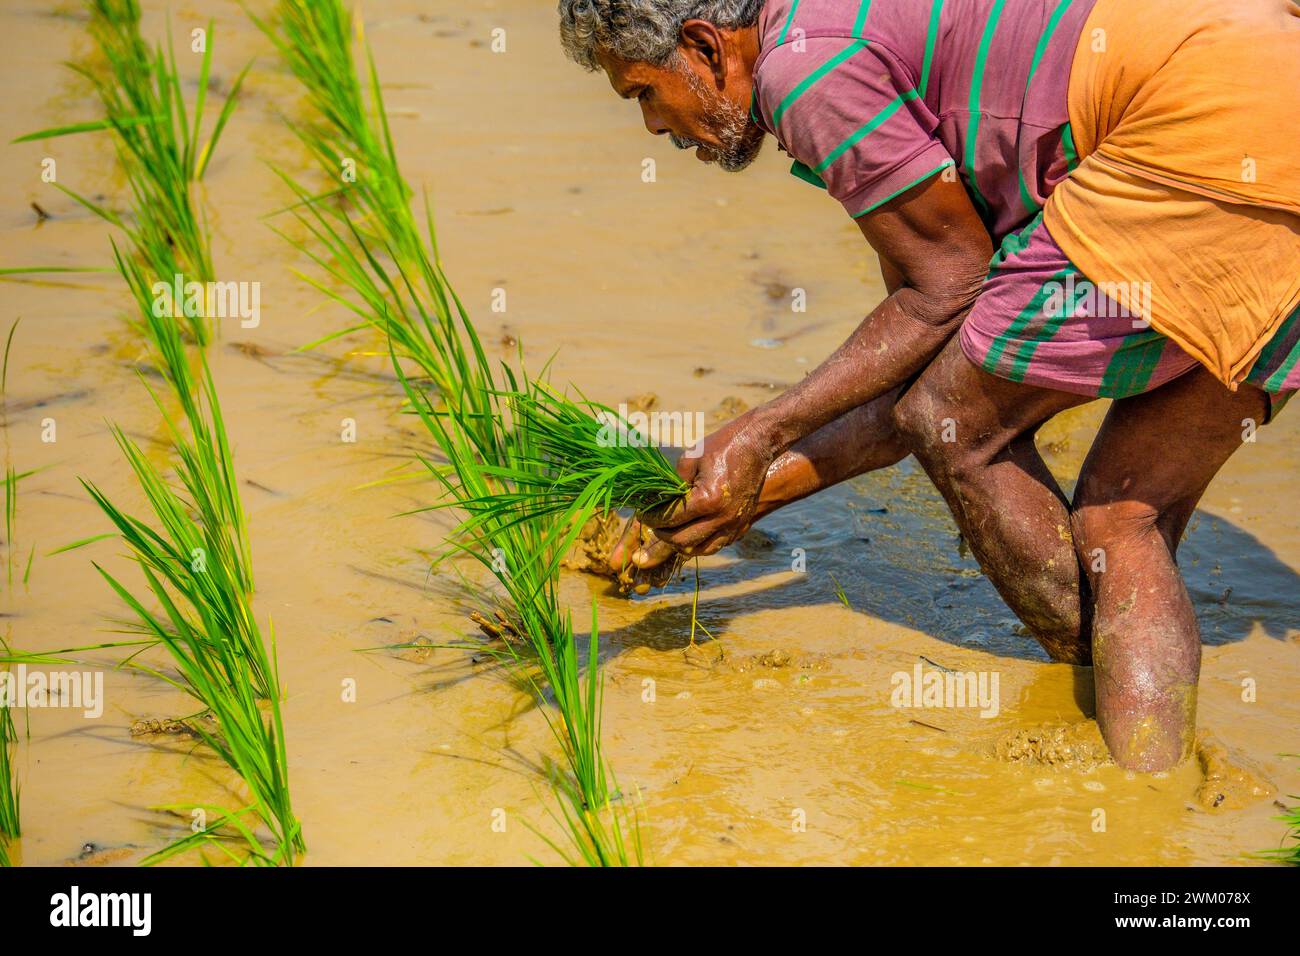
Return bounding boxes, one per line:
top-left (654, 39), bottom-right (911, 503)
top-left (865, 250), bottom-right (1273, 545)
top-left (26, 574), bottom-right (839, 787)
top-left (892, 335), bottom-right (1095, 663)
top-left (1070, 367), bottom-right (1266, 771)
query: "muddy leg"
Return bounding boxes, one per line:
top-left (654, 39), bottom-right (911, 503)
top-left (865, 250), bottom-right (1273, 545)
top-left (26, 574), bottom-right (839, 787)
top-left (892, 336), bottom-right (1094, 662)
top-left (1070, 368), bottom-right (1266, 771)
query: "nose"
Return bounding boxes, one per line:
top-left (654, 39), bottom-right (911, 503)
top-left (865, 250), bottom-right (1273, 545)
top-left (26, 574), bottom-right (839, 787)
top-left (640, 103), bottom-right (669, 137)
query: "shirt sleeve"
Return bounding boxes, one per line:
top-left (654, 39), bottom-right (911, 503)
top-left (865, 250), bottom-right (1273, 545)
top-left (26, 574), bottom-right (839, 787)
top-left (754, 37), bottom-right (954, 219)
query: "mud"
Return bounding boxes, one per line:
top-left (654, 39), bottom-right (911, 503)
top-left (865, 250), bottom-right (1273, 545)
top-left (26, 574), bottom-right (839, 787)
top-left (129, 716), bottom-right (217, 740)
top-left (565, 511), bottom-right (684, 593)
top-left (1195, 734), bottom-right (1275, 811)
top-left (995, 721), bottom-right (1113, 770)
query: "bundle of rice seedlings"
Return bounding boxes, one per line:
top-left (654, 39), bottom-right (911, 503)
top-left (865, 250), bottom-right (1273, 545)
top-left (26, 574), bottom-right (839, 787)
top-left (14, 0), bottom-right (249, 344)
top-left (443, 385), bottom-right (687, 537)
top-left (262, 0), bottom-right (643, 863)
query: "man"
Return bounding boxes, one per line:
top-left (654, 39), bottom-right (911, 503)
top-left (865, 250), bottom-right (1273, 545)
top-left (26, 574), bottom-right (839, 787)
top-left (556, 0), bottom-right (1300, 771)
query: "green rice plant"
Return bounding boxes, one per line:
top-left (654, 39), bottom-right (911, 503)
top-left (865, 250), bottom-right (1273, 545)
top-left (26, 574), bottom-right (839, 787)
top-left (2, 468), bottom-right (40, 592)
top-left (1, 317), bottom-right (20, 396)
top-left (14, 0), bottom-right (250, 344)
top-left (83, 362), bottom-right (301, 865)
top-left (4, 467), bottom-right (16, 590)
top-left (0, 640), bottom-right (18, 868)
top-left (1259, 758), bottom-right (1299, 865)
top-left (10, 0), bottom-right (299, 865)
top-left (256, 1), bottom-right (504, 451)
top-left (396, 348), bottom-right (641, 864)
top-left (252, 0), bottom-right (412, 244)
top-left (442, 385), bottom-right (687, 535)
top-left (261, 0), bottom-right (644, 863)
top-left (1269, 801), bottom-right (1299, 865)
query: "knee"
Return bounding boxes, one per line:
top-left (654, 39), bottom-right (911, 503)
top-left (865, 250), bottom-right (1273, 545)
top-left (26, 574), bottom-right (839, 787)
top-left (1069, 495), bottom-right (1161, 571)
top-left (892, 383), bottom-right (944, 456)
top-left (892, 384), bottom-right (983, 480)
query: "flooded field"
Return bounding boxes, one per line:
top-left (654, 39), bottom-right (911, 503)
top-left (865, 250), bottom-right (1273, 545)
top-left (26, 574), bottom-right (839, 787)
top-left (1, 0), bottom-right (1296, 866)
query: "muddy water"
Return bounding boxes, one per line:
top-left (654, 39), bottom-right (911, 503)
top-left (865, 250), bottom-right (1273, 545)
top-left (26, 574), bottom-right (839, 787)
top-left (2, 0), bottom-right (1296, 866)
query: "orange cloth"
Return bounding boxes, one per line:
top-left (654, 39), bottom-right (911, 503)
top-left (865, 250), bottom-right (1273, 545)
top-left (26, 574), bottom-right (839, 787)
top-left (1044, 0), bottom-right (1300, 388)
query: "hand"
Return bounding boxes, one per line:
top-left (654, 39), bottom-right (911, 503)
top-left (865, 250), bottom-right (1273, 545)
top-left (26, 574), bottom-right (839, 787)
top-left (606, 516), bottom-right (682, 592)
top-left (607, 516), bottom-right (678, 574)
top-left (640, 412), bottom-right (777, 557)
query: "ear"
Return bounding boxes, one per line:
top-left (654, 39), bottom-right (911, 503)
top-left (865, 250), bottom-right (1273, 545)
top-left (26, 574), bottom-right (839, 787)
top-left (679, 19), bottom-right (730, 85)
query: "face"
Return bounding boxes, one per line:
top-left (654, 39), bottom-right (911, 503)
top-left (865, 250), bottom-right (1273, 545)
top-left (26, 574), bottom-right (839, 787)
top-left (598, 45), bottom-right (765, 172)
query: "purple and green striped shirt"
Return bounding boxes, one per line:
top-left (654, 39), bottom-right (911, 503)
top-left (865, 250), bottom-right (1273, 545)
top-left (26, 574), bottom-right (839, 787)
top-left (752, 0), bottom-right (1096, 241)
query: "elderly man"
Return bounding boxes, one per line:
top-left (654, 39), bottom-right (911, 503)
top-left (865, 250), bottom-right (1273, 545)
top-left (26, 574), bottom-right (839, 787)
top-left (556, 0), bottom-right (1300, 771)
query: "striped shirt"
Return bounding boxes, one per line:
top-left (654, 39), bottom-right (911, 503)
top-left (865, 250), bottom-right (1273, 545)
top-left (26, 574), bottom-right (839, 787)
top-left (752, 0), bottom-right (1096, 241)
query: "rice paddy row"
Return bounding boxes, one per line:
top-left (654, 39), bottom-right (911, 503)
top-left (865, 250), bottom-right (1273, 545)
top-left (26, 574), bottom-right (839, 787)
top-left (14, 0), bottom-right (301, 865)
top-left (2, 318), bottom-right (29, 865)
top-left (0, 636), bottom-right (18, 867)
top-left (256, 0), bottom-right (697, 864)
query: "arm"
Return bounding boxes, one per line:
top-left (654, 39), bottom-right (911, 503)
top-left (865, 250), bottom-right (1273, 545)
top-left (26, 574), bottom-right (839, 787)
top-left (752, 173), bottom-right (990, 451)
top-left (644, 171), bottom-right (991, 555)
top-left (879, 254), bottom-right (906, 295)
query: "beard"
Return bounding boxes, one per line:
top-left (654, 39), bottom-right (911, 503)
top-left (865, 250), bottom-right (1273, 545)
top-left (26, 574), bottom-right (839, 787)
top-left (671, 68), bottom-right (766, 172)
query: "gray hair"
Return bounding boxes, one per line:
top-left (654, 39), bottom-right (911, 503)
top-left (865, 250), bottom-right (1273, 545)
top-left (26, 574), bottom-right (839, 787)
top-left (557, 0), bottom-right (765, 71)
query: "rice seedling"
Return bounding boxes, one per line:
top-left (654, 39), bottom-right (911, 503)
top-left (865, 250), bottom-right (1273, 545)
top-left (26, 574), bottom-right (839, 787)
top-left (4, 467), bottom-right (17, 589)
top-left (1266, 801), bottom-right (1300, 865)
top-left (0, 705), bottom-right (16, 868)
top-left (2, 468), bottom-right (40, 592)
top-left (1259, 757), bottom-right (1299, 865)
top-left (16, 0), bottom-right (301, 864)
top-left (397, 353), bottom-right (641, 863)
top-left (81, 360), bottom-right (302, 865)
top-left (0, 736), bottom-right (16, 867)
top-left (252, 0), bottom-right (412, 247)
top-left (442, 385), bottom-right (687, 534)
top-left (14, 0), bottom-right (250, 345)
top-left (255, 1), bottom-right (504, 447)
top-left (830, 573), bottom-right (851, 610)
top-left (0, 635), bottom-right (19, 867)
top-left (72, 242), bottom-right (296, 858)
top-left (261, 0), bottom-right (645, 863)
top-left (1, 317), bottom-right (20, 396)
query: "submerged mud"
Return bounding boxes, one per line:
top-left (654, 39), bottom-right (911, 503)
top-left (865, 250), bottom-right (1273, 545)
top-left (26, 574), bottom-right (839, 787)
top-left (1, 0), bottom-right (1296, 866)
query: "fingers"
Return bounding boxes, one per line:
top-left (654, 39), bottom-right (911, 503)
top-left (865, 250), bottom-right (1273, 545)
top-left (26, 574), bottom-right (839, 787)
top-left (651, 513), bottom-right (739, 556)
top-left (631, 536), bottom-right (677, 568)
top-left (671, 445), bottom-right (697, 483)
top-left (606, 518), bottom-right (643, 573)
top-left (606, 517), bottom-right (678, 574)
top-left (638, 494), bottom-right (693, 530)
